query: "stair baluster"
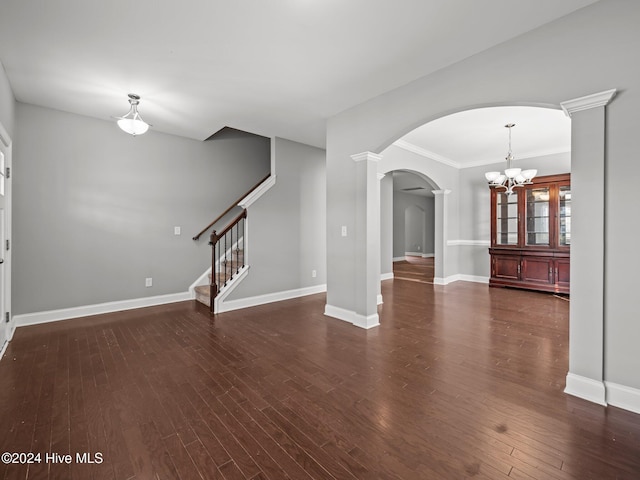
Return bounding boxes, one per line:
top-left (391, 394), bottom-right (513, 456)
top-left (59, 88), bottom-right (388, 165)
top-left (207, 209), bottom-right (248, 314)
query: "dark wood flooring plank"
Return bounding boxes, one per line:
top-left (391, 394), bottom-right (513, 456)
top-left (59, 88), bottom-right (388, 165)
top-left (2, 276), bottom-right (640, 480)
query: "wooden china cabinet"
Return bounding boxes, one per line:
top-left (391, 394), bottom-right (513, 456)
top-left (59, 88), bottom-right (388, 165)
top-left (489, 173), bottom-right (570, 294)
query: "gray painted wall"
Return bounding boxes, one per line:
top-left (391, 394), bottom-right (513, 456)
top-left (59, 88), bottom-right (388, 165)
top-left (379, 174), bottom-right (393, 276)
top-left (0, 62), bottom-right (15, 138)
top-left (326, 0), bottom-right (640, 391)
top-left (392, 191), bottom-right (434, 258)
top-left (14, 103), bottom-right (270, 315)
top-left (227, 137), bottom-right (326, 300)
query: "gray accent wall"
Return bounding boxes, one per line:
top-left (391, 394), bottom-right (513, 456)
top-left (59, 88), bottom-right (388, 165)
top-left (227, 137), bottom-right (326, 300)
top-left (0, 62), bottom-right (15, 138)
top-left (13, 103), bottom-right (270, 315)
top-left (379, 174), bottom-right (393, 276)
top-left (326, 0), bottom-right (640, 393)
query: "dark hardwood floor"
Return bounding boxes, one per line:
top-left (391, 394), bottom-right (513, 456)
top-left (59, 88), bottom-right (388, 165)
top-left (2, 280), bottom-right (640, 479)
top-left (393, 256), bottom-right (434, 283)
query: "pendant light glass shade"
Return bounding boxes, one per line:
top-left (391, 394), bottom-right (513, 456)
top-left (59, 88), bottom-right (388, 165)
top-left (485, 123), bottom-right (536, 195)
top-left (116, 94), bottom-right (150, 136)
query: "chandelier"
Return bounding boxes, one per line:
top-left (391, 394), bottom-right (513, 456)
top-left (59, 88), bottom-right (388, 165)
top-left (484, 123), bottom-right (536, 195)
top-left (116, 93), bottom-right (150, 136)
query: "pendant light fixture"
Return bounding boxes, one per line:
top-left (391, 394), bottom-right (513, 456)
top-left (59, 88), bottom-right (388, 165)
top-left (485, 123), bottom-right (536, 195)
top-left (116, 93), bottom-right (150, 136)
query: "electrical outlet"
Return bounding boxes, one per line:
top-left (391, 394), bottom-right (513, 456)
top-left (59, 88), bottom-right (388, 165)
top-left (145, 277), bottom-right (153, 287)
top-left (174, 226), bottom-right (181, 235)
top-left (341, 226), bottom-right (347, 237)
top-left (312, 270), bottom-right (317, 278)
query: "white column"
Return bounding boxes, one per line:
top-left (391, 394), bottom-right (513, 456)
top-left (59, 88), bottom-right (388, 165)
top-left (432, 189), bottom-right (451, 285)
top-left (351, 152), bottom-right (382, 329)
top-left (561, 89), bottom-right (616, 406)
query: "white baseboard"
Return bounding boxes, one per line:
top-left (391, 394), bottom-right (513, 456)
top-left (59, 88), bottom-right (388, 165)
top-left (458, 274), bottom-right (490, 284)
top-left (324, 304), bottom-right (380, 329)
top-left (0, 339), bottom-right (8, 360)
top-left (218, 283), bottom-right (326, 314)
top-left (14, 292), bottom-right (192, 328)
top-left (393, 257), bottom-right (405, 262)
top-left (605, 381), bottom-right (640, 415)
top-left (353, 312), bottom-right (380, 329)
top-left (377, 294), bottom-right (383, 305)
top-left (1, 322), bottom-right (16, 359)
top-left (433, 274), bottom-right (489, 285)
top-left (189, 267), bottom-right (212, 294)
top-left (565, 373), bottom-right (607, 406)
top-left (381, 272), bottom-right (394, 281)
top-left (213, 266), bottom-right (250, 312)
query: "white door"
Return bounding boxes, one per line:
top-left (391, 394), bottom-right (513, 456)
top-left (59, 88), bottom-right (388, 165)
top-left (0, 154), bottom-right (5, 353)
top-left (0, 208), bottom-right (5, 352)
top-left (0, 129), bottom-right (11, 356)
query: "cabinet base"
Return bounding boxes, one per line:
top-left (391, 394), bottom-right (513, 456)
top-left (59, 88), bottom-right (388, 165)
top-left (489, 279), bottom-right (569, 295)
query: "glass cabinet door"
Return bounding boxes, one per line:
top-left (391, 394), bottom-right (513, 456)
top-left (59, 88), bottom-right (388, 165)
top-left (559, 185), bottom-right (571, 246)
top-left (526, 187), bottom-right (550, 246)
top-left (496, 191), bottom-right (518, 245)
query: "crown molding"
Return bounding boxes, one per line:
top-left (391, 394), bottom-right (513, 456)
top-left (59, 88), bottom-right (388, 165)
top-left (460, 148), bottom-right (571, 169)
top-left (392, 140), bottom-right (461, 169)
top-left (351, 151), bottom-right (383, 163)
top-left (561, 88), bottom-right (617, 117)
top-left (393, 139), bottom-right (569, 170)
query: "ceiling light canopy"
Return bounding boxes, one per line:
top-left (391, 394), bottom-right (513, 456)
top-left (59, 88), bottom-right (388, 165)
top-left (485, 123), bottom-right (536, 195)
top-left (116, 93), bottom-right (150, 136)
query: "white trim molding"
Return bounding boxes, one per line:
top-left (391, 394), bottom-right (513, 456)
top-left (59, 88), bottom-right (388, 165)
top-left (324, 304), bottom-right (380, 329)
top-left (14, 292), bottom-right (192, 328)
top-left (565, 373), bottom-right (607, 406)
top-left (447, 240), bottom-right (490, 247)
top-left (381, 272), bottom-right (394, 281)
top-left (218, 284), bottom-right (326, 314)
top-left (351, 151), bottom-right (383, 163)
top-left (0, 122), bottom-right (10, 147)
top-left (238, 175), bottom-right (276, 209)
top-left (434, 274), bottom-right (489, 285)
top-left (405, 251), bottom-right (434, 257)
top-left (605, 381), bottom-right (640, 415)
top-left (392, 139), bottom-right (460, 169)
top-left (560, 89), bottom-right (617, 117)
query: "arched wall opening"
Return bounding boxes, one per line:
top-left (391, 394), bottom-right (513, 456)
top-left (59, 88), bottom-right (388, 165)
top-left (324, 2), bottom-right (626, 409)
top-left (379, 104), bottom-right (571, 285)
top-left (328, 93), bottom-right (615, 408)
top-left (380, 170), bottom-right (437, 282)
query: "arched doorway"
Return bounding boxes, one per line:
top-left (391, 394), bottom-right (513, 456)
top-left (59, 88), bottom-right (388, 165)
top-left (379, 105), bottom-right (571, 287)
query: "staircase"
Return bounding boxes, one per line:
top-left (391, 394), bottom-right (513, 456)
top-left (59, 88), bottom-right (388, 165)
top-left (191, 172), bottom-right (276, 314)
top-left (194, 248), bottom-right (244, 308)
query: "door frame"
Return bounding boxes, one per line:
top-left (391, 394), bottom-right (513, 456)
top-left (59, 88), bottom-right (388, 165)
top-left (0, 120), bottom-right (12, 359)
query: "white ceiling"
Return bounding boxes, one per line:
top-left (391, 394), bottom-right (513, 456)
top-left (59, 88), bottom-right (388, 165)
top-left (0, 0), bottom-right (596, 148)
top-left (396, 106), bottom-right (572, 169)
